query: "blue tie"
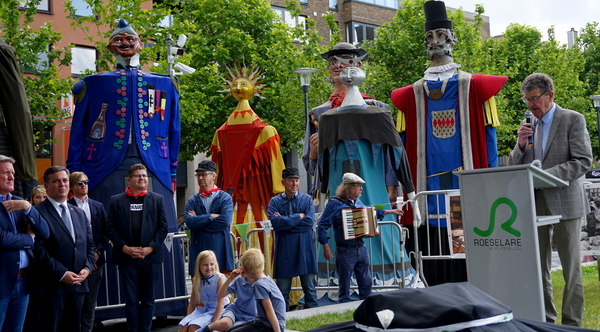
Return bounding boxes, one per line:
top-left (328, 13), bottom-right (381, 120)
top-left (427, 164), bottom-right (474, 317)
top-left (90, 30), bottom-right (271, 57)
top-left (60, 204), bottom-right (74, 239)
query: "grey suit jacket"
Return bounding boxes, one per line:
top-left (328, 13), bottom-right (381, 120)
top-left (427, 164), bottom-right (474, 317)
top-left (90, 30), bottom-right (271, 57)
top-left (508, 104), bottom-right (593, 219)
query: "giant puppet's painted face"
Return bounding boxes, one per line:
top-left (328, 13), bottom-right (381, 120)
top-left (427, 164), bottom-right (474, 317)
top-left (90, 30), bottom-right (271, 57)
top-left (231, 77), bottom-right (256, 102)
top-left (107, 33), bottom-right (143, 59)
top-left (423, 28), bottom-right (456, 60)
top-left (339, 66), bottom-right (366, 88)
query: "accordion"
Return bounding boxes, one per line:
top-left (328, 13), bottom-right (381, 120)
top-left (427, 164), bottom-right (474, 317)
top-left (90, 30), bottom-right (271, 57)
top-left (341, 207), bottom-right (380, 241)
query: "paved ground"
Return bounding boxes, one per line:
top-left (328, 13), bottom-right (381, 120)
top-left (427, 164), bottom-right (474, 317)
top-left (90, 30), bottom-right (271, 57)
top-left (96, 252), bottom-right (591, 331)
top-left (97, 300), bottom-right (362, 332)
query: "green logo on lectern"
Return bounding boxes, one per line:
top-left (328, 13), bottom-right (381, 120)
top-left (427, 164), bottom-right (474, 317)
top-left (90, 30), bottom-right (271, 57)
top-left (473, 197), bottom-right (521, 238)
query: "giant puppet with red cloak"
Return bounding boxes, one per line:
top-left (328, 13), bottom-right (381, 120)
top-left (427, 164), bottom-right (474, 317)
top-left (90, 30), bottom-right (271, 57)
top-left (390, 0), bottom-right (507, 285)
top-left (210, 65), bottom-right (284, 234)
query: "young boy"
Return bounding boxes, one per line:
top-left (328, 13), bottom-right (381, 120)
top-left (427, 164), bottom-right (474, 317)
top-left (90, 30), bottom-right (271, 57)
top-left (198, 267), bottom-right (256, 332)
top-left (225, 248), bottom-right (286, 332)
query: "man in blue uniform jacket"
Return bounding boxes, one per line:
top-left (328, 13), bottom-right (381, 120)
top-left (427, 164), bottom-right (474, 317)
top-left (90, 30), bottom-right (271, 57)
top-left (184, 160), bottom-right (234, 275)
top-left (268, 167), bottom-right (318, 311)
top-left (0, 155), bottom-right (49, 332)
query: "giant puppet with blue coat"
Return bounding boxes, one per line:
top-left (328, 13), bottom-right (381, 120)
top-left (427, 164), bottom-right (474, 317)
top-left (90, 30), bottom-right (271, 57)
top-left (66, 19), bottom-right (186, 320)
top-left (390, 0), bottom-right (508, 285)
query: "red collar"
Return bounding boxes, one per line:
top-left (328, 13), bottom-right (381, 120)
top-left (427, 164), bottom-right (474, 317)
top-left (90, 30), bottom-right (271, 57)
top-left (125, 186), bottom-right (147, 199)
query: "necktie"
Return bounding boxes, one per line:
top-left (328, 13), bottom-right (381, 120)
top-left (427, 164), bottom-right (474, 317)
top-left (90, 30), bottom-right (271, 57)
top-left (534, 119), bottom-right (543, 160)
top-left (60, 204), bottom-right (74, 240)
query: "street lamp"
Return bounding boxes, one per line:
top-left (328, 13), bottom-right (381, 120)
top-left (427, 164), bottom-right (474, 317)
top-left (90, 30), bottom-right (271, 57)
top-left (590, 95), bottom-right (600, 158)
top-left (294, 67), bottom-right (317, 193)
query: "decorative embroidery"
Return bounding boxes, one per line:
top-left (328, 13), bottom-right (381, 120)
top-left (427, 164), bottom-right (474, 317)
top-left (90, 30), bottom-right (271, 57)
top-left (431, 109), bottom-right (456, 139)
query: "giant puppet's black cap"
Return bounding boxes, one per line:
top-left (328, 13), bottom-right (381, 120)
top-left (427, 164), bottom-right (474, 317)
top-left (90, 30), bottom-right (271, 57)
top-left (424, 0), bottom-right (453, 32)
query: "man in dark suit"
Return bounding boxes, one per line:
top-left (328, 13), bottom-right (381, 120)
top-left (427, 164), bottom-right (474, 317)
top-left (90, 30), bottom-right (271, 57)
top-left (68, 171), bottom-right (108, 332)
top-left (508, 73), bottom-right (593, 326)
top-left (0, 155), bottom-right (49, 332)
top-left (105, 163), bottom-right (168, 332)
top-left (33, 166), bottom-right (96, 332)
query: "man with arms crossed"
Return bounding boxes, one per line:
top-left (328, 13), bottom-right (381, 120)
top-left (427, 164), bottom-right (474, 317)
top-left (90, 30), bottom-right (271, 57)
top-left (268, 167), bottom-right (318, 311)
top-left (508, 73), bottom-right (593, 326)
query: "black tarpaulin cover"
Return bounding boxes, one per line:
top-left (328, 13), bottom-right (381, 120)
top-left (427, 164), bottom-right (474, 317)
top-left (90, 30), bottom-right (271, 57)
top-left (306, 282), bottom-right (599, 332)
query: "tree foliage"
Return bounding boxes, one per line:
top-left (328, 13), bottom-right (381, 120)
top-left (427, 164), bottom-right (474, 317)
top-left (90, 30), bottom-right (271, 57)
top-left (2, 0), bottom-right (600, 161)
top-left (170, 0), bottom-right (331, 160)
top-left (366, 0), bottom-right (595, 158)
top-left (0, 0), bottom-right (74, 126)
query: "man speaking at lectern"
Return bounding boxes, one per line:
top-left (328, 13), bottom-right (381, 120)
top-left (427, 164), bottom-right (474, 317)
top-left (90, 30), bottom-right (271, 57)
top-left (508, 73), bottom-right (592, 326)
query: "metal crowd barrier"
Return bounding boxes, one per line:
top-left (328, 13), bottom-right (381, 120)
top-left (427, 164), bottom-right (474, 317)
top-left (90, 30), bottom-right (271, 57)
top-left (245, 220), bottom-right (410, 293)
top-left (409, 189), bottom-right (462, 287)
top-left (95, 232), bottom-right (238, 311)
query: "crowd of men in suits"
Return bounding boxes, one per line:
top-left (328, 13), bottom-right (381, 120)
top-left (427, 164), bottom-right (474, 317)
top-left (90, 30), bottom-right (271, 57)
top-left (0, 160), bottom-right (167, 332)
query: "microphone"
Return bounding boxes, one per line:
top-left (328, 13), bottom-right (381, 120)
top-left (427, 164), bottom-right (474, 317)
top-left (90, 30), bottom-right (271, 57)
top-left (525, 110), bottom-right (533, 146)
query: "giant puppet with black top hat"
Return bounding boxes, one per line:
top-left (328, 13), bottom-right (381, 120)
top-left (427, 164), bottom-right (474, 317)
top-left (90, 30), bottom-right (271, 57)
top-left (66, 19), bottom-right (187, 320)
top-left (390, 0), bottom-right (508, 286)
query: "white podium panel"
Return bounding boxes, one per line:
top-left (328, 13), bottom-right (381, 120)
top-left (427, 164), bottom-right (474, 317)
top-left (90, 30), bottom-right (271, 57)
top-left (456, 165), bottom-right (566, 321)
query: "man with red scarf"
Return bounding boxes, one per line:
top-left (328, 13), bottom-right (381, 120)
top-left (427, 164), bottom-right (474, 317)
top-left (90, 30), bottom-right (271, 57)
top-left (105, 164), bottom-right (168, 332)
top-left (184, 160), bottom-right (233, 276)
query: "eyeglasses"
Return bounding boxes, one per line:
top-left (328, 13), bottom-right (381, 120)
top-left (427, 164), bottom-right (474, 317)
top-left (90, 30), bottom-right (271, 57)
top-left (77, 180), bottom-right (89, 186)
top-left (195, 172), bottom-right (214, 178)
top-left (522, 91), bottom-right (547, 104)
top-left (351, 184), bottom-right (363, 188)
top-left (129, 174), bottom-right (148, 178)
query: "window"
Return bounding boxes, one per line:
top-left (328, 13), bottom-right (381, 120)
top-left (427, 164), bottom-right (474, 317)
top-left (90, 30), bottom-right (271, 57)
top-left (271, 6), bottom-right (306, 30)
top-left (159, 15), bottom-right (173, 28)
top-left (329, 0), bottom-right (338, 10)
top-left (71, 46), bottom-right (97, 76)
top-left (346, 0), bottom-right (398, 9)
top-left (19, 0), bottom-right (50, 12)
top-left (346, 22), bottom-right (378, 46)
top-left (21, 44), bottom-right (50, 73)
top-left (71, 0), bottom-right (93, 16)
top-left (299, 0), bottom-right (308, 4)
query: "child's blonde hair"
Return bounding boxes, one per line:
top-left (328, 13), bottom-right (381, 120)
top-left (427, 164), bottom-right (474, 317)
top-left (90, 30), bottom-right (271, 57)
top-left (192, 250), bottom-right (220, 302)
top-left (240, 248), bottom-right (264, 273)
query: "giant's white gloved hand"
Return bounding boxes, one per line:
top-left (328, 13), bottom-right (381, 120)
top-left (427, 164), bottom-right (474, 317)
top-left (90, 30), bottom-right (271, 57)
top-left (407, 191), bottom-right (422, 227)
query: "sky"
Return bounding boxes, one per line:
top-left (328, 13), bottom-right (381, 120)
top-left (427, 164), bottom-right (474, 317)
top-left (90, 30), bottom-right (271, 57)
top-left (441, 0), bottom-right (600, 45)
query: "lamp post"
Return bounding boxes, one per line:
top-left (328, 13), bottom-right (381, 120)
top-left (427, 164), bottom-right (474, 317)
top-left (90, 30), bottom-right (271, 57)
top-left (590, 95), bottom-right (600, 158)
top-left (294, 67), bottom-right (317, 193)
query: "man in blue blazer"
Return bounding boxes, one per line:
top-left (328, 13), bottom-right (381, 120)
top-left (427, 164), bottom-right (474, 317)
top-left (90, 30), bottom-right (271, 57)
top-left (68, 171), bottom-right (108, 332)
top-left (33, 166), bottom-right (96, 332)
top-left (0, 155), bottom-right (49, 332)
top-left (105, 163), bottom-right (168, 332)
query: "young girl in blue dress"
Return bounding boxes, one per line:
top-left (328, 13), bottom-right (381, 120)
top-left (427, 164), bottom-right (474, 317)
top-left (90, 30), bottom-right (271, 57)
top-left (178, 250), bottom-right (230, 332)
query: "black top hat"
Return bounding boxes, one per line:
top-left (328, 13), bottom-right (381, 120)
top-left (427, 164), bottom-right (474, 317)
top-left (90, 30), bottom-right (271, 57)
top-left (195, 160), bottom-right (216, 172)
top-left (321, 42), bottom-right (368, 61)
top-left (424, 0), bottom-right (453, 32)
top-left (282, 167), bottom-right (300, 179)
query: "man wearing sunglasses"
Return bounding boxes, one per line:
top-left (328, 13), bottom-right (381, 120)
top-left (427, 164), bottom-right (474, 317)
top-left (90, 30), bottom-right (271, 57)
top-left (509, 73), bottom-right (593, 327)
top-left (68, 172), bottom-right (108, 332)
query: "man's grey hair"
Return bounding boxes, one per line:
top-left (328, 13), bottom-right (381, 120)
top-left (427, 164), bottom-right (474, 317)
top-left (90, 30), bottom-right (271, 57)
top-left (522, 73), bottom-right (554, 94)
top-left (335, 182), bottom-right (353, 197)
top-left (0, 155), bottom-right (16, 164)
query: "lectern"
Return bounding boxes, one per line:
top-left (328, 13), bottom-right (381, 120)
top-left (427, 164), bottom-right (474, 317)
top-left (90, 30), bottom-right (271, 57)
top-left (455, 164), bottom-right (567, 321)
